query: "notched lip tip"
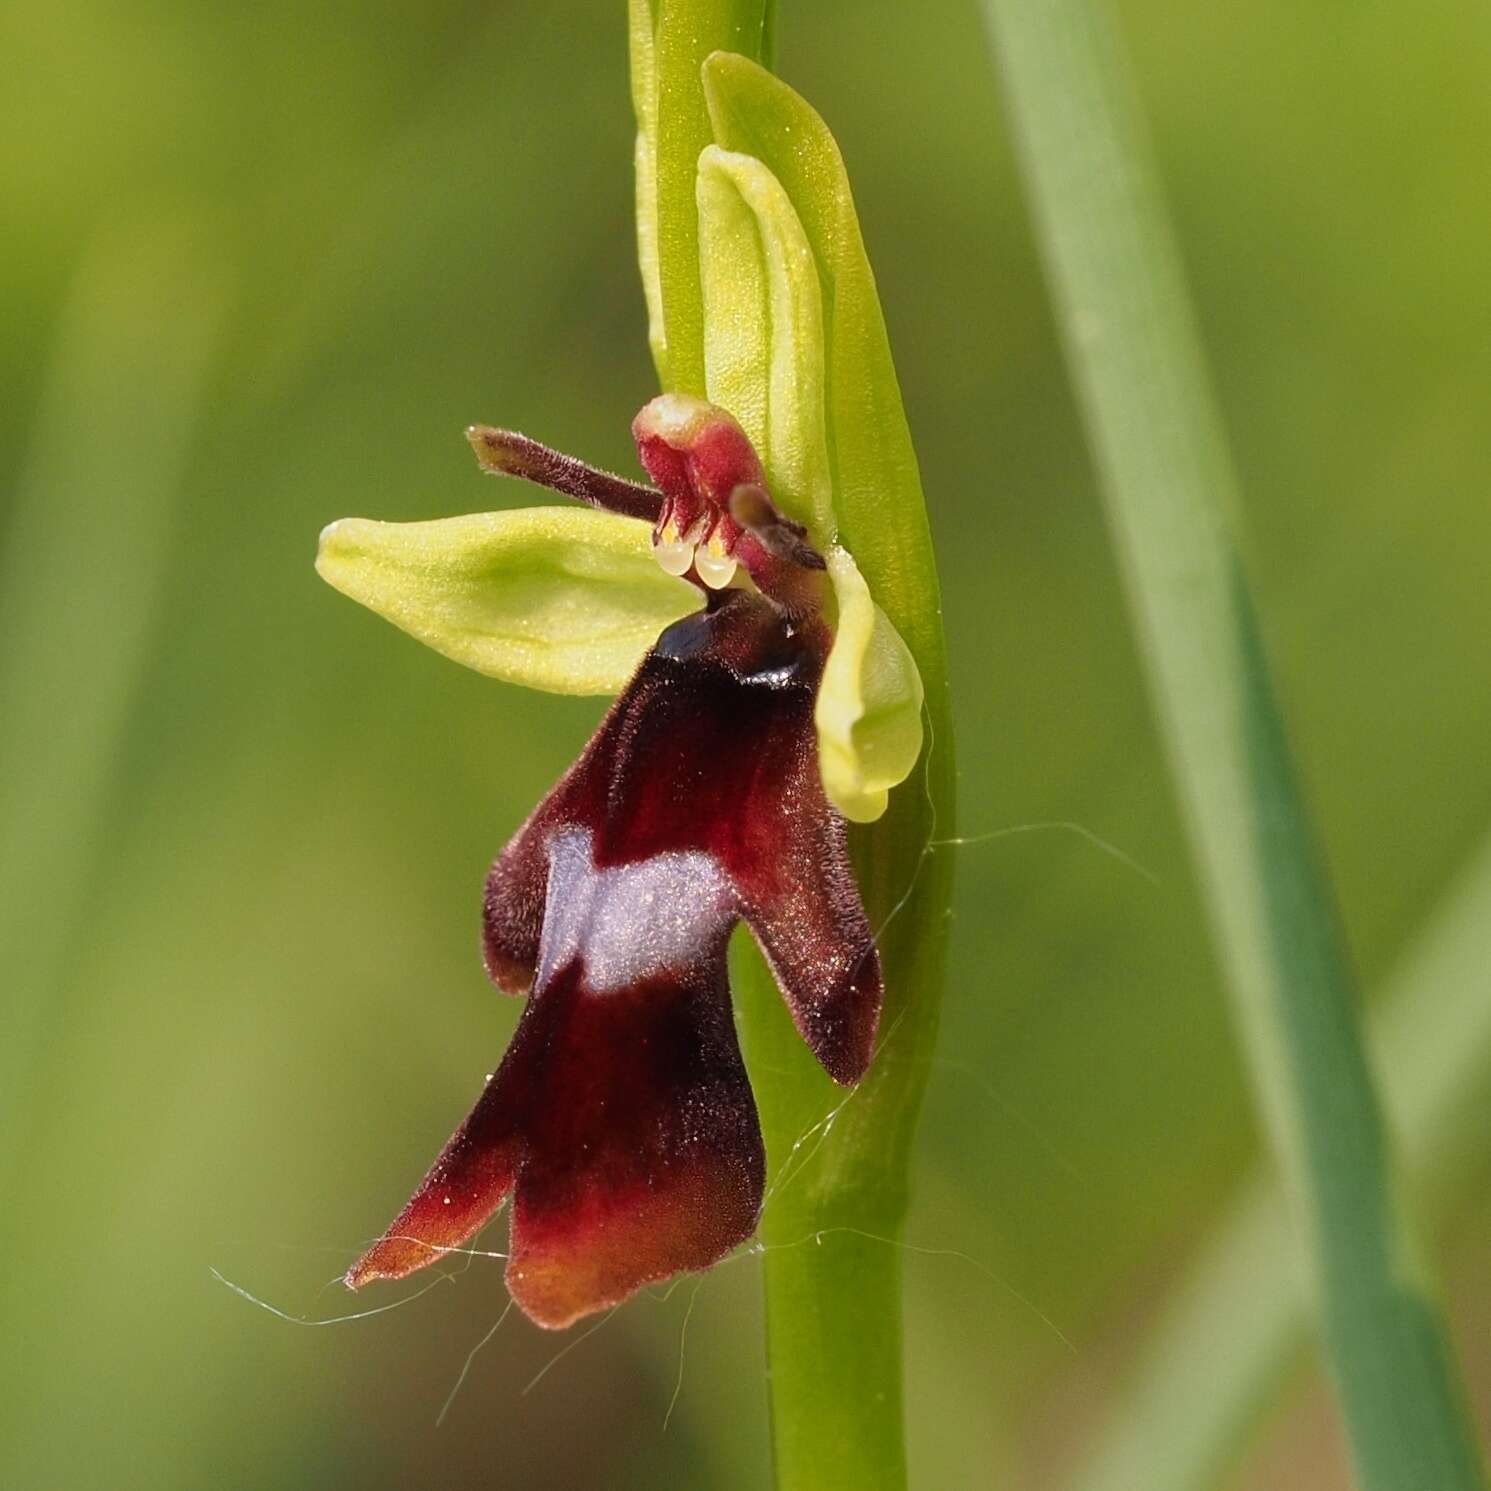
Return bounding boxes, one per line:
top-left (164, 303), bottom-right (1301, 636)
top-left (509, 1282), bottom-right (633, 1332)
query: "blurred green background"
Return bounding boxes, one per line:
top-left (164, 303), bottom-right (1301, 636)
top-left (3, 1), bottom-right (1488, 1487)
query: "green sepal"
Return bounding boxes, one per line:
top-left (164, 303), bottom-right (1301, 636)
top-left (315, 507), bottom-right (695, 696)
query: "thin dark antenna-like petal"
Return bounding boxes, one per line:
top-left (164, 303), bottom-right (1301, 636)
top-left (466, 425), bottom-right (663, 522)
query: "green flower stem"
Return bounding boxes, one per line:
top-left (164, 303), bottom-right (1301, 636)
top-left (1074, 828), bottom-right (1491, 1491)
top-left (980, 2), bottom-right (1485, 1487)
top-left (705, 55), bottom-right (954, 1491)
top-left (632, 18), bottom-right (954, 1487)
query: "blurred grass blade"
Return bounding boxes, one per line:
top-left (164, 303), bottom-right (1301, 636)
top-left (980, 2), bottom-right (1486, 1486)
top-left (0, 220), bottom-right (227, 1198)
top-left (1074, 829), bottom-right (1491, 1491)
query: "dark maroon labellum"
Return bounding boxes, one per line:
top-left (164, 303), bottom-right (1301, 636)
top-left (346, 590), bottom-right (882, 1328)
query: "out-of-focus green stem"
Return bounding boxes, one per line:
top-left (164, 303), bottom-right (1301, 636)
top-left (980, 1), bottom-right (1485, 1487)
top-left (1074, 829), bottom-right (1491, 1491)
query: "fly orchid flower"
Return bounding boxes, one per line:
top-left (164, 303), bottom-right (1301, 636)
top-left (322, 393), bottom-right (918, 1328)
top-left (319, 47), bottom-right (945, 1334)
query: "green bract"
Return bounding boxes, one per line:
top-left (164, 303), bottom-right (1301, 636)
top-left (316, 509), bottom-right (694, 696)
top-left (628, 0), bottom-right (774, 395)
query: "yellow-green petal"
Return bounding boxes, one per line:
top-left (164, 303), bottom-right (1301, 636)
top-left (315, 507), bottom-right (696, 697)
top-left (697, 144), bottom-right (833, 541)
top-left (815, 546), bottom-right (925, 824)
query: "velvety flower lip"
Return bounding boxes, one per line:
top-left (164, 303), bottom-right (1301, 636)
top-left (343, 405), bottom-right (882, 1328)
